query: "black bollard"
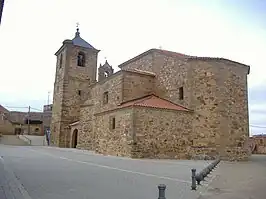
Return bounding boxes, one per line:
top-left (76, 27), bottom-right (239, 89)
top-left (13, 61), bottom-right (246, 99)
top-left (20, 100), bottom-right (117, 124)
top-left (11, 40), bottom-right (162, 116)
top-left (196, 172), bottom-right (202, 185)
top-left (158, 184), bottom-right (166, 199)
top-left (191, 169), bottom-right (197, 190)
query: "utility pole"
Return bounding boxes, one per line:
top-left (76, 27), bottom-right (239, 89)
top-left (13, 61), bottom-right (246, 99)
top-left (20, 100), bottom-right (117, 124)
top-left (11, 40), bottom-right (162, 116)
top-left (27, 106), bottom-right (30, 135)
top-left (0, 0), bottom-right (5, 25)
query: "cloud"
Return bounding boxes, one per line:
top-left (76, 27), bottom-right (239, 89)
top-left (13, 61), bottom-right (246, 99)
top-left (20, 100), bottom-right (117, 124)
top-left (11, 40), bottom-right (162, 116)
top-left (248, 82), bottom-right (266, 135)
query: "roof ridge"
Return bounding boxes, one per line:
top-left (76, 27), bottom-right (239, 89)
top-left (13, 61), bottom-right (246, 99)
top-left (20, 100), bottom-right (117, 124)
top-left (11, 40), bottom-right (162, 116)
top-left (153, 48), bottom-right (191, 57)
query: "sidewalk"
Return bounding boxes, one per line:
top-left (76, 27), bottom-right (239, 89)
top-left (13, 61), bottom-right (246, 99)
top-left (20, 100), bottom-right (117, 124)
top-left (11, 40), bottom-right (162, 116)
top-left (0, 135), bottom-right (29, 146)
top-left (198, 155), bottom-right (266, 199)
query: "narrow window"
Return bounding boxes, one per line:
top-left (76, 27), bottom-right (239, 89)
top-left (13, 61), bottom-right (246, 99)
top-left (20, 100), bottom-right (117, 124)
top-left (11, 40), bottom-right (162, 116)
top-left (112, 117), bottom-right (116, 129)
top-left (59, 54), bottom-right (63, 68)
top-left (77, 52), bottom-right (85, 67)
top-left (103, 91), bottom-right (108, 104)
top-left (179, 87), bottom-right (184, 100)
top-left (78, 90), bottom-right (81, 96)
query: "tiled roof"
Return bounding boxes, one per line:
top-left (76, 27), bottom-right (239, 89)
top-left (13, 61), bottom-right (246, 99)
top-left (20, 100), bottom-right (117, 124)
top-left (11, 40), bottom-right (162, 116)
top-left (118, 48), bottom-right (249, 72)
top-left (118, 48), bottom-right (188, 68)
top-left (72, 29), bottom-right (96, 49)
top-left (187, 56), bottom-right (250, 68)
top-left (154, 49), bottom-right (189, 57)
top-left (119, 94), bottom-right (190, 111)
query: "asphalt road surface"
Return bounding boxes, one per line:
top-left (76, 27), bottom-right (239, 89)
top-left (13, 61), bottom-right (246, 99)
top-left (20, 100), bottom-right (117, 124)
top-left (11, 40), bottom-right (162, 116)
top-left (0, 143), bottom-right (210, 199)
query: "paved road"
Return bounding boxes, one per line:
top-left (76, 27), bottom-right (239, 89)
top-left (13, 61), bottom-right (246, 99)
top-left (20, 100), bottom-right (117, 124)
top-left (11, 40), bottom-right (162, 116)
top-left (198, 155), bottom-right (266, 199)
top-left (0, 142), bottom-right (210, 199)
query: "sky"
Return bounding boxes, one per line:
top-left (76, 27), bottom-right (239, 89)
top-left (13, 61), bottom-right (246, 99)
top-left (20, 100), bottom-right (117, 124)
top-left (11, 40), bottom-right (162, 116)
top-left (0, 0), bottom-right (265, 135)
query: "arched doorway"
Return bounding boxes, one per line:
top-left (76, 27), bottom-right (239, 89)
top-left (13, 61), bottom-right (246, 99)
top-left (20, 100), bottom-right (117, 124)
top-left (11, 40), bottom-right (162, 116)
top-left (72, 129), bottom-right (78, 148)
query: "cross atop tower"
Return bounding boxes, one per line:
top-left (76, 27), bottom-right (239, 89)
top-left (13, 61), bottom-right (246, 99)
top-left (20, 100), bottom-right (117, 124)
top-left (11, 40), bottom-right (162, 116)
top-left (75, 22), bottom-right (80, 37)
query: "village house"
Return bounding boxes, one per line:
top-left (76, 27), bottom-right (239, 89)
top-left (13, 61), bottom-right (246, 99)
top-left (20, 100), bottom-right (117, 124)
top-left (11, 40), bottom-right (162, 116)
top-left (51, 28), bottom-right (250, 161)
top-left (250, 134), bottom-right (266, 154)
top-left (0, 105), bottom-right (52, 136)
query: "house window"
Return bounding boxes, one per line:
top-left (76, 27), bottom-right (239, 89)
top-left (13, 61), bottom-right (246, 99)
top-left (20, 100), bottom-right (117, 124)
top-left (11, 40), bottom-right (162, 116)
top-left (77, 52), bottom-right (85, 67)
top-left (179, 87), bottom-right (184, 100)
top-left (78, 90), bottom-right (81, 96)
top-left (110, 117), bottom-right (116, 130)
top-left (59, 54), bottom-right (63, 68)
top-left (103, 91), bottom-right (108, 104)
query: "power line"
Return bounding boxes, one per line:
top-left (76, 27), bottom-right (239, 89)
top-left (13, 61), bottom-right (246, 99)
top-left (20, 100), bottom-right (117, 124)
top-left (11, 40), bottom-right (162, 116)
top-left (3, 105), bottom-right (43, 112)
top-left (30, 107), bottom-right (43, 112)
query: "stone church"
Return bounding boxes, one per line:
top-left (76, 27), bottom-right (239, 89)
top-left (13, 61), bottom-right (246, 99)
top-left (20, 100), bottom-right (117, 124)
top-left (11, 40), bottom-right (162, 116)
top-left (51, 28), bottom-right (250, 161)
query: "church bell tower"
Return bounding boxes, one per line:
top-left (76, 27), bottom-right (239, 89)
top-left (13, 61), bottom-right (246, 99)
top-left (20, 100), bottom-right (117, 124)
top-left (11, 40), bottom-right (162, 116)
top-left (51, 25), bottom-right (100, 147)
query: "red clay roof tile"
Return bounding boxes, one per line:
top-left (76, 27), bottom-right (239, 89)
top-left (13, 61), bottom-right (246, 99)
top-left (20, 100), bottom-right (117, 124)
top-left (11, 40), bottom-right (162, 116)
top-left (119, 95), bottom-right (190, 111)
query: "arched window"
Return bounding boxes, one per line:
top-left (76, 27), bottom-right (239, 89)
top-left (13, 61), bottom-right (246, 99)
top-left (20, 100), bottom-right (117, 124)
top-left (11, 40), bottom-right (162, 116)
top-left (77, 52), bottom-right (85, 67)
top-left (59, 54), bottom-right (63, 68)
top-left (104, 71), bottom-right (109, 77)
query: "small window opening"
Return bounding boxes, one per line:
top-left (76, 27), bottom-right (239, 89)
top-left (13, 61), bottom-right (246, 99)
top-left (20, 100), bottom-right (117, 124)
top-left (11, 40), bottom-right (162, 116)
top-left (77, 52), bottom-right (85, 67)
top-left (112, 117), bottom-right (116, 129)
top-left (103, 91), bottom-right (108, 104)
top-left (179, 87), bottom-right (184, 100)
top-left (35, 128), bottom-right (39, 132)
top-left (78, 90), bottom-right (81, 96)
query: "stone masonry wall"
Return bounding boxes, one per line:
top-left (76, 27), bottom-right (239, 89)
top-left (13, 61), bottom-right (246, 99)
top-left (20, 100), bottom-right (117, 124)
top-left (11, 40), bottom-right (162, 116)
top-left (89, 108), bottom-right (133, 156)
top-left (188, 60), bottom-right (249, 160)
top-left (91, 73), bottom-right (124, 114)
top-left (51, 43), bottom-right (98, 147)
top-left (132, 107), bottom-right (193, 159)
top-left (0, 119), bottom-right (13, 135)
top-left (122, 71), bottom-right (155, 102)
top-left (120, 51), bottom-right (191, 108)
top-left (77, 103), bottom-right (94, 150)
top-left (120, 50), bottom-right (250, 161)
top-left (77, 73), bottom-right (124, 150)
